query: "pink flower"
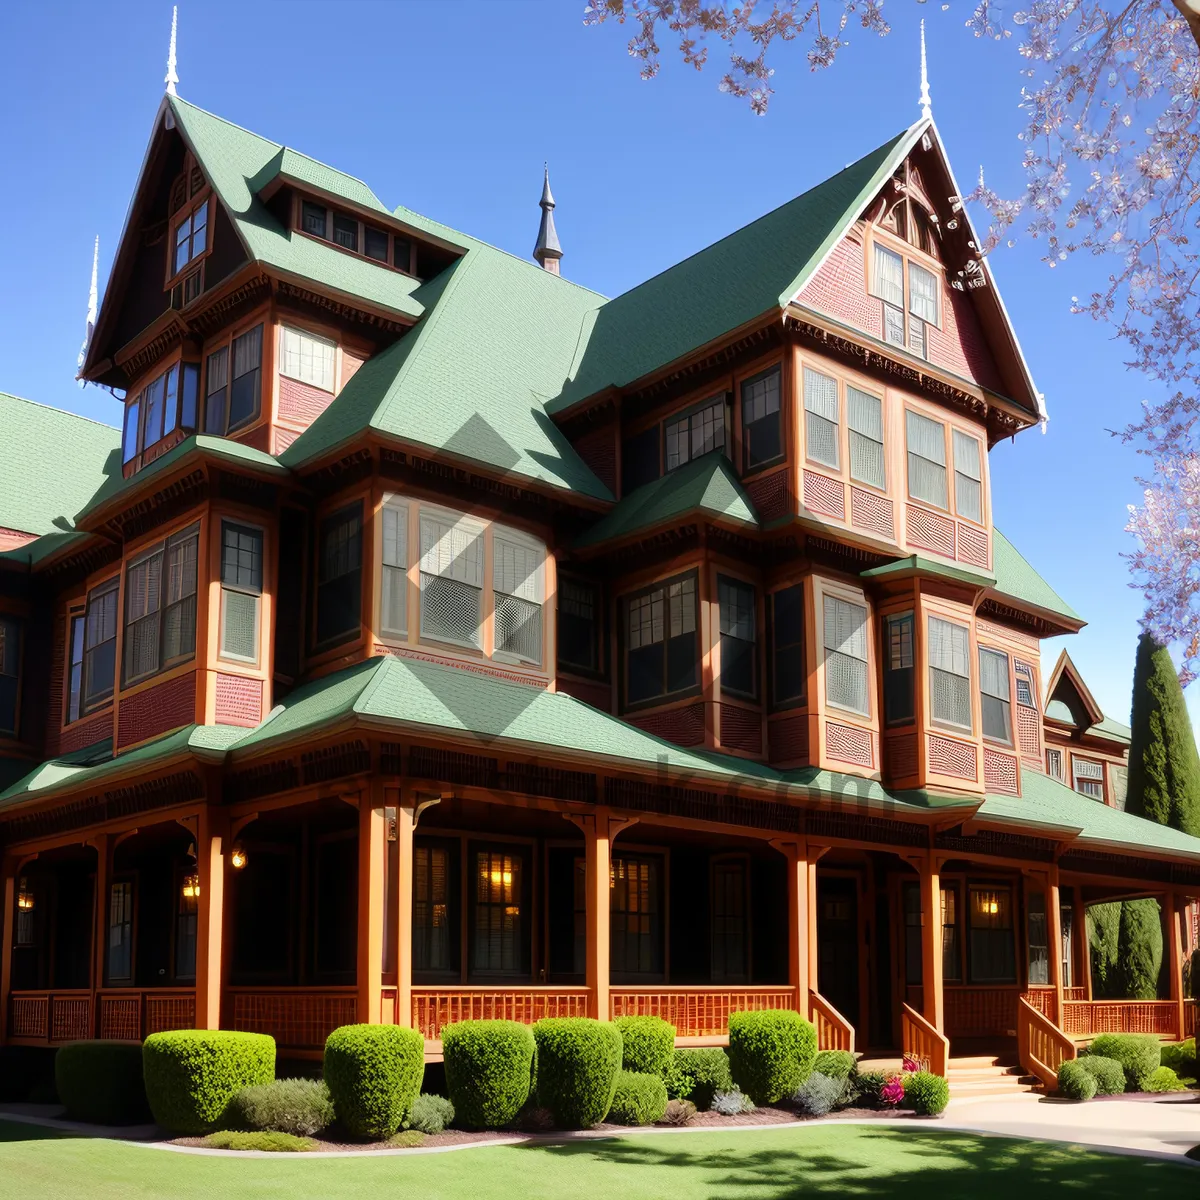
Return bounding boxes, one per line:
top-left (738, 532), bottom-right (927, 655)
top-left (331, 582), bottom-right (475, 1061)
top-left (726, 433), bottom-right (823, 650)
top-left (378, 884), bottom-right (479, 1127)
top-left (881, 1075), bottom-right (905, 1107)
top-left (902, 1056), bottom-right (921, 1075)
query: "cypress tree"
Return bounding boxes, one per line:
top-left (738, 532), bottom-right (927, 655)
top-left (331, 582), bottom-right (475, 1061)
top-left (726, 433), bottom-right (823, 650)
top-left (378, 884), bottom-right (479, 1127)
top-left (1087, 903), bottom-right (1122, 998)
top-left (1116, 898), bottom-right (1163, 999)
top-left (1125, 633), bottom-right (1200, 836)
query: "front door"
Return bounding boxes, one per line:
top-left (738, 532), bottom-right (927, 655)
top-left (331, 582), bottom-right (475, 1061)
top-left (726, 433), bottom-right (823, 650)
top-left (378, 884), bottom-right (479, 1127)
top-left (817, 876), bottom-right (859, 1034)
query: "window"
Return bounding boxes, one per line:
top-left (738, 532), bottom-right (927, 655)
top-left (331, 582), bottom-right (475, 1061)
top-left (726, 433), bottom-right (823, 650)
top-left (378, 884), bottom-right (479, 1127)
top-left (883, 611), bottom-right (915, 726)
top-left (122, 395), bottom-right (140, 465)
top-left (176, 866), bottom-right (198, 980)
top-left (1027, 889), bottom-right (1049, 987)
top-left (664, 395), bottom-right (726, 471)
top-left (559, 578), bottom-right (599, 673)
top-left (279, 326), bottom-right (335, 392)
top-left (413, 843), bottom-right (454, 975)
top-left (107, 881), bottom-right (134, 984)
top-left (333, 212), bottom-right (359, 251)
top-left (380, 502), bottom-right (408, 638)
top-left (123, 524), bottom-right (199, 685)
top-left (472, 847), bottom-right (527, 976)
top-left (316, 504), bottom-right (363, 646)
top-left (364, 226), bottom-right (389, 262)
top-left (718, 576), bottom-right (756, 699)
top-left (909, 260), bottom-right (939, 323)
top-left (928, 616), bottom-right (971, 731)
top-left (906, 410), bottom-right (948, 509)
top-left (122, 361), bottom-right (200, 463)
top-left (711, 858), bottom-right (748, 983)
top-left (848, 386), bottom-right (885, 489)
top-left (770, 584), bottom-right (805, 706)
top-left (903, 882), bottom-right (922, 985)
top-left (220, 523), bottom-right (263, 663)
top-left (953, 430), bottom-right (983, 523)
top-left (302, 200), bottom-right (328, 239)
top-left (394, 237), bottom-right (412, 272)
top-left (493, 530), bottom-right (544, 666)
top-left (871, 235), bottom-right (940, 358)
top-left (1061, 901), bottom-right (1074, 987)
top-left (978, 647), bottom-right (1012, 744)
top-left (419, 509), bottom-right (484, 649)
top-left (1046, 747), bottom-right (1064, 781)
top-left (942, 885), bottom-right (962, 982)
top-left (624, 573), bottom-right (697, 705)
top-left (968, 886), bottom-right (1016, 983)
top-left (611, 855), bottom-right (662, 979)
top-left (621, 426), bottom-right (660, 494)
top-left (66, 614), bottom-right (85, 724)
top-left (1072, 757), bottom-right (1105, 800)
top-left (301, 199), bottom-right (413, 272)
top-left (82, 578), bottom-right (118, 712)
top-left (0, 617), bottom-right (19, 735)
top-left (742, 366), bottom-right (782, 470)
top-left (822, 594), bottom-right (869, 715)
top-left (803, 368), bottom-right (839, 469)
top-left (874, 243), bottom-right (905, 348)
top-left (172, 199), bottom-right (209, 276)
top-left (1014, 660), bottom-right (1037, 709)
top-left (205, 325), bottom-right (263, 434)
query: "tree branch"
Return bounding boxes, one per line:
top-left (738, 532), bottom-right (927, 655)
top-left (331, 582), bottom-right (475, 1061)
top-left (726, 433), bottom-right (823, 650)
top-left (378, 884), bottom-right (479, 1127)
top-left (1171, 0), bottom-right (1200, 48)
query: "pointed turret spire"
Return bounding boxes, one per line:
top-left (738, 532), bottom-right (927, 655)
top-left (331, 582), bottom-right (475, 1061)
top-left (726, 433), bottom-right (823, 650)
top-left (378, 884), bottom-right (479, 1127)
top-left (918, 19), bottom-right (932, 122)
top-left (533, 164), bottom-right (563, 276)
top-left (165, 6), bottom-right (179, 96)
top-left (77, 236), bottom-right (99, 386)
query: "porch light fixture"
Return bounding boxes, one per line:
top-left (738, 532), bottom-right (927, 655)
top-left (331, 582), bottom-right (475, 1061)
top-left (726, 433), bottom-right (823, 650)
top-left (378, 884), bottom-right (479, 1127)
top-left (16, 878), bottom-right (34, 912)
top-left (973, 890), bottom-right (1000, 917)
top-left (181, 872), bottom-right (201, 901)
top-left (230, 844), bottom-right (248, 870)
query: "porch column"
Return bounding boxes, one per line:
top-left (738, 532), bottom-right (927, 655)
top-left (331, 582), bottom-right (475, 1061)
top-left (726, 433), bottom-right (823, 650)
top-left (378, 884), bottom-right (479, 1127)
top-left (919, 858), bottom-right (944, 1032)
top-left (393, 790), bottom-right (416, 1030)
top-left (357, 793), bottom-right (386, 1025)
top-left (1166, 890), bottom-right (1186, 1040)
top-left (0, 860), bottom-right (15, 1044)
top-left (771, 840), bottom-right (809, 1014)
top-left (90, 834), bottom-right (110, 1000)
top-left (1048, 868), bottom-right (1064, 1025)
top-left (195, 806), bottom-right (227, 1030)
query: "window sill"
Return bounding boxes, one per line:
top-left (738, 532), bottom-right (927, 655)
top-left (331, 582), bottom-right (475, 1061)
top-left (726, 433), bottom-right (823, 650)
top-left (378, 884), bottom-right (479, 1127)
top-left (743, 455), bottom-right (787, 479)
top-left (620, 686), bottom-right (703, 716)
top-left (119, 657), bottom-right (197, 701)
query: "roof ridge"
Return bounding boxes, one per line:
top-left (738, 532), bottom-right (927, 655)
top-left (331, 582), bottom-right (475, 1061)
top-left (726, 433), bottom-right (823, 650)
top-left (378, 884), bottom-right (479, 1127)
top-left (352, 654), bottom-right (397, 715)
top-left (0, 391), bottom-right (120, 434)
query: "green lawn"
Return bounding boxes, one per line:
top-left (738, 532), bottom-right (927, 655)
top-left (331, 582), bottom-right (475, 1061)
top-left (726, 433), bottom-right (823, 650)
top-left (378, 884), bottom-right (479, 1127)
top-left (0, 1118), bottom-right (1194, 1199)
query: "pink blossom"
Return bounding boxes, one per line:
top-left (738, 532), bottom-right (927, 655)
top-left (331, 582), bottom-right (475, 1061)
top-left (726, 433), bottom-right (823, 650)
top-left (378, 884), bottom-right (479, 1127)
top-left (881, 1075), bottom-right (906, 1106)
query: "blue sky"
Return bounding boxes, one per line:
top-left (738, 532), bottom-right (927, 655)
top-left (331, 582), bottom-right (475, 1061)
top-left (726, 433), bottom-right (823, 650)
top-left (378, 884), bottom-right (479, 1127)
top-left (0, 0), bottom-right (1193, 733)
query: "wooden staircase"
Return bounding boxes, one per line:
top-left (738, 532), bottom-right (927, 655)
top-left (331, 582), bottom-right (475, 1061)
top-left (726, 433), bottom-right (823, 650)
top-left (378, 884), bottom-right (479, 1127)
top-left (947, 1052), bottom-right (1040, 1098)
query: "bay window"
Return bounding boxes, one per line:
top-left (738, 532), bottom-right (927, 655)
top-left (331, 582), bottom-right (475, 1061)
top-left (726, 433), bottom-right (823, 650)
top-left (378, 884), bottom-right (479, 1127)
top-left (123, 524), bottom-right (199, 685)
top-left (873, 243), bottom-right (906, 348)
top-left (870, 233), bottom-right (941, 359)
top-left (493, 529), bottom-right (544, 666)
top-left (624, 572), bottom-right (698, 706)
top-left (741, 366), bottom-right (782, 471)
top-left (883, 611), bottom-right (915, 726)
top-left (665, 395), bottom-right (726, 471)
top-left (848, 386), bottom-right (885, 489)
top-left (953, 430), bottom-right (983, 523)
top-left (803, 368), bottom-right (839, 469)
top-left (122, 361), bottom-right (200, 464)
top-left (770, 584), bottom-right (805, 706)
top-left (822, 594), bottom-right (869, 716)
top-left (316, 503), bottom-right (363, 646)
top-left (380, 501), bottom-right (408, 638)
top-left (419, 508), bottom-right (484, 650)
top-left (906, 410), bottom-right (948, 509)
top-left (717, 576), bottom-right (756, 699)
top-left (928, 616), bottom-right (971, 731)
top-left (279, 325), bottom-right (335, 392)
top-left (0, 617), bottom-right (20, 735)
top-left (82, 578), bottom-right (118, 713)
top-left (978, 647), bottom-right (1012, 744)
top-left (219, 522), bottom-right (263, 663)
top-left (205, 324), bottom-right (263, 435)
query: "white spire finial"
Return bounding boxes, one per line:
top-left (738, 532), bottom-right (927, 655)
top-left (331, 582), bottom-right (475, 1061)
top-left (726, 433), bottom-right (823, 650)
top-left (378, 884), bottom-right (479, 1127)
top-left (918, 19), bottom-right (932, 122)
top-left (978, 164), bottom-right (986, 190)
top-left (165, 6), bottom-right (179, 96)
top-left (77, 236), bottom-right (99, 386)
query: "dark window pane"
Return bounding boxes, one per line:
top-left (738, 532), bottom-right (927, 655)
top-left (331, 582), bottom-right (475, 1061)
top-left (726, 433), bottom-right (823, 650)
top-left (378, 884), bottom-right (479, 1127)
top-left (711, 860), bottom-right (748, 983)
top-left (413, 842), bottom-right (457, 976)
top-left (666, 631), bottom-right (697, 693)
top-left (0, 617), bottom-right (19, 734)
top-left (883, 612), bottom-right (915, 726)
top-left (316, 504), bottom-right (363, 644)
top-left (621, 426), bottom-right (660, 494)
top-left (611, 855), bottom-right (662, 979)
top-left (627, 643), bottom-right (664, 704)
top-left (364, 227), bottom-right (389, 261)
top-left (302, 201), bottom-right (328, 239)
top-left (559, 579), bottom-right (598, 673)
top-left (771, 585), bottom-right (805, 705)
top-left (333, 213), bottom-right (359, 251)
top-left (205, 346), bottom-right (229, 434)
top-left (1027, 890), bottom-right (1049, 986)
top-left (470, 846), bottom-right (528, 977)
top-left (968, 886), bottom-right (1016, 983)
top-left (222, 523), bottom-right (264, 591)
top-left (107, 882), bottom-right (134, 983)
top-left (718, 576), bottom-right (756, 698)
top-left (903, 882), bottom-right (922, 985)
top-left (393, 237), bottom-right (411, 270)
top-left (742, 367), bottom-right (782, 470)
top-left (163, 365), bottom-right (180, 436)
top-left (228, 325), bottom-right (263, 430)
top-left (67, 615), bottom-right (85, 723)
top-left (142, 374), bottom-right (166, 448)
top-left (83, 580), bottom-right (119, 710)
top-left (122, 400), bottom-right (140, 464)
top-left (180, 363), bottom-right (200, 431)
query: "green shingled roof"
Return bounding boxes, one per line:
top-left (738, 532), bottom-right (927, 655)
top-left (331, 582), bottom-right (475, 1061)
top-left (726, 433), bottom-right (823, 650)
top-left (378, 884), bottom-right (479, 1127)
top-left (1045, 699), bottom-right (1075, 726)
top-left (990, 529), bottom-right (1081, 625)
top-left (167, 98), bottom-right (426, 322)
top-left (0, 394), bottom-right (120, 539)
top-left (252, 146), bottom-right (390, 214)
top-left (575, 453), bottom-right (758, 549)
top-left (1088, 714), bottom-right (1132, 744)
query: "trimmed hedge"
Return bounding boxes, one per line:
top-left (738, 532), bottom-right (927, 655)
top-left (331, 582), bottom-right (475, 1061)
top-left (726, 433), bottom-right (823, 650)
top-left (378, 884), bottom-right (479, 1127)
top-left (614, 1016), bottom-right (675, 1077)
top-left (1057, 1059), bottom-right (1097, 1101)
top-left (1146, 1066), bottom-right (1188, 1093)
top-left (143, 1031), bottom-right (274, 1135)
top-left (664, 1047), bottom-right (733, 1110)
top-left (1077, 1055), bottom-right (1124, 1096)
top-left (533, 1018), bottom-right (622, 1129)
top-left (812, 1050), bottom-right (857, 1082)
top-left (229, 1077), bottom-right (334, 1136)
top-left (55, 1040), bottom-right (148, 1125)
top-left (1160, 1039), bottom-right (1196, 1078)
top-left (442, 1020), bottom-right (535, 1129)
top-left (201, 1130), bottom-right (315, 1152)
top-left (323, 1024), bottom-right (424, 1140)
top-left (903, 1071), bottom-right (949, 1116)
top-left (727, 1009), bottom-right (816, 1104)
top-left (1089, 1033), bottom-right (1160, 1092)
top-left (606, 1070), bottom-right (668, 1125)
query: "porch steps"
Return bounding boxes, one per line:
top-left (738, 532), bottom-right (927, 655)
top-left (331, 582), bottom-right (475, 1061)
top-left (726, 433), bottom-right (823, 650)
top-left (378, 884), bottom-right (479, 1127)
top-left (947, 1054), bottom-right (1039, 1098)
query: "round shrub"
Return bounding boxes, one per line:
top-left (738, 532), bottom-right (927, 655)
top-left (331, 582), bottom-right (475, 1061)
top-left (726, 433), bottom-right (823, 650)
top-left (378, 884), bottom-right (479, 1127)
top-left (614, 1016), bottom-right (675, 1077)
top-left (606, 1070), bottom-right (668, 1125)
top-left (664, 1047), bottom-right (733, 1110)
top-left (1077, 1055), bottom-right (1124, 1096)
top-left (533, 1018), bottom-right (622, 1129)
top-left (1089, 1033), bottom-right (1160, 1092)
top-left (1159, 1039), bottom-right (1196, 1079)
top-left (711, 1088), bottom-right (755, 1115)
top-left (442, 1020), bottom-right (534, 1129)
top-left (727, 1009), bottom-right (817, 1104)
top-left (55, 1040), bottom-right (148, 1125)
top-left (903, 1071), bottom-right (949, 1116)
top-left (229, 1077), bottom-right (334, 1137)
top-left (812, 1050), bottom-right (857, 1082)
top-left (323, 1024), bottom-right (424, 1140)
top-left (1057, 1059), bottom-right (1097, 1101)
top-left (201, 1129), bottom-right (315, 1152)
top-left (143, 1031), bottom-right (274, 1135)
top-left (1146, 1066), bottom-right (1188, 1093)
top-left (792, 1071), bottom-right (844, 1117)
top-left (407, 1092), bottom-right (455, 1133)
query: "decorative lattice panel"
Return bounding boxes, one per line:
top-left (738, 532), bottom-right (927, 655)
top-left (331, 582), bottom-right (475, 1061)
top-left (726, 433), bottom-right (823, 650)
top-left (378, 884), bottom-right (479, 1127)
top-left (627, 703), bottom-right (706, 747)
top-left (609, 988), bottom-right (796, 1038)
top-left (215, 673), bottom-right (263, 727)
top-left (145, 994), bottom-right (196, 1035)
top-left (768, 713), bottom-right (809, 764)
top-left (412, 988), bottom-right (589, 1040)
top-left (719, 704), bottom-right (763, 755)
top-left (984, 748), bottom-right (1020, 795)
top-left (9, 996), bottom-right (48, 1039)
top-left (231, 992), bottom-right (357, 1050)
top-left (884, 730), bottom-right (919, 780)
top-left (927, 733), bottom-right (977, 780)
top-left (1062, 1001), bottom-right (1178, 1036)
top-left (956, 522), bottom-right (989, 568)
top-left (850, 486), bottom-right (895, 540)
top-left (825, 720), bottom-right (874, 768)
top-left (803, 470), bottom-right (846, 521)
top-left (907, 504), bottom-right (955, 558)
top-left (1017, 704), bottom-right (1041, 757)
top-left (746, 470), bottom-right (791, 522)
top-left (98, 997), bottom-right (142, 1040)
top-left (945, 987), bottom-right (1018, 1038)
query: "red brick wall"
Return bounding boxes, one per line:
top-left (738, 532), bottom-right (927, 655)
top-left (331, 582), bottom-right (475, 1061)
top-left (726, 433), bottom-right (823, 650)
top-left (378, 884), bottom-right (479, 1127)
top-left (116, 672), bottom-right (196, 750)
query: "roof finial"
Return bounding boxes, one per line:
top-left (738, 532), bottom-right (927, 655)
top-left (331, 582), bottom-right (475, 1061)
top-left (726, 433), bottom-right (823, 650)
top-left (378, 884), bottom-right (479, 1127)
top-left (77, 236), bottom-right (99, 387)
top-left (533, 163), bottom-right (563, 276)
top-left (165, 6), bottom-right (179, 96)
top-left (918, 19), bottom-right (932, 122)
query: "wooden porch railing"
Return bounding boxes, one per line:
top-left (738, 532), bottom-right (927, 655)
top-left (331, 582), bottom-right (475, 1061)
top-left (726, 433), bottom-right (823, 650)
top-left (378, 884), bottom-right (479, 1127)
top-left (1061, 1000), bottom-right (1179, 1037)
top-left (412, 987), bottom-right (590, 1040)
top-left (226, 987), bottom-right (357, 1051)
top-left (1017, 996), bottom-right (1075, 1091)
top-left (1185, 1001), bottom-right (1198, 1039)
top-left (809, 989), bottom-right (855, 1052)
top-left (901, 1003), bottom-right (948, 1077)
top-left (7, 990), bottom-right (91, 1044)
top-left (609, 986), bottom-right (797, 1038)
top-left (96, 989), bottom-right (196, 1040)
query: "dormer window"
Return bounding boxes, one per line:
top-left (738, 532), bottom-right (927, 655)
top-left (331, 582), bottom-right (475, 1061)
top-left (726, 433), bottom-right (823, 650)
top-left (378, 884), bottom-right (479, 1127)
top-left (173, 199), bottom-right (209, 275)
top-left (664, 395), bottom-right (727, 472)
top-left (869, 209), bottom-right (942, 360)
top-left (122, 361), bottom-right (200, 466)
top-left (297, 196), bottom-right (416, 276)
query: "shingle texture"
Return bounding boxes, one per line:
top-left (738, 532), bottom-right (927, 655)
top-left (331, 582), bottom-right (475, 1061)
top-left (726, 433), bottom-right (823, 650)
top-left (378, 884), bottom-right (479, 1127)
top-left (990, 528), bottom-right (1080, 623)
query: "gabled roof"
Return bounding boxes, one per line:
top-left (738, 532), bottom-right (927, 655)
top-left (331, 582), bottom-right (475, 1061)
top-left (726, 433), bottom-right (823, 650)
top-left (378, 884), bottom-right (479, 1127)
top-left (1043, 649), bottom-right (1131, 745)
top-left (0, 393), bottom-right (120, 539)
top-left (989, 529), bottom-right (1082, 627)
top-left (574, 453), bottom-right (758, 549)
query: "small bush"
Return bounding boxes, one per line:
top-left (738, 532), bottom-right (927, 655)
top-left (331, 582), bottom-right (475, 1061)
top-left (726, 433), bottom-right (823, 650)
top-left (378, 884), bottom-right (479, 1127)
top-left (727, 1009), bottom-right (817, 1104)
top-left (711, 1089), bottom-right (755, 1116)
top-left (661, 1098), bottom-right (696, 1126)
top-left (533, 1018), bottom-right (622, 1129)
top-left (1089, 1033), bottom-right (1161, 1092)
top-left (1160, 1039), bottom-right (1196, 1078)
top-left (852, 1070), bottom-right (887, 1106)
top-left (1076, 1055), bottom-right (1125, 1097)
top-left (407, 1092), bottom-right (455, 1134)
top-left (200, 1130), bottom-right (315, 1152)
top-left (792, 1071), bottom-right (844, 1117)
top-left (1057, 1059), bottom-right (1097, 1101)
top-left (388, 1130), bottom-right (427, 1148)
top-left (323, 1024), bottom-right (424, 1141)
top-left (229, 1078), bottom-right (333, 1137)
top-left (442, 1020), bottom-right (535, 1129)
top-left (143, 1031), bottom-right (274, 1135)
top-left (614, 1016), bottom-right (675, 1077)
top-left (54, 1040), bottom-right (148, 1125)
top-left (606, 1070), bottom-right (668, 1125)
top-left (812, 1050), bottom-right (856, 1082)
top-left (664, 1047), bottom-right (733, 1110)
top-left (903, 1071), bottom-right (949, 1116)
top-left (1146, 1066), bottom-right (1188, 1093)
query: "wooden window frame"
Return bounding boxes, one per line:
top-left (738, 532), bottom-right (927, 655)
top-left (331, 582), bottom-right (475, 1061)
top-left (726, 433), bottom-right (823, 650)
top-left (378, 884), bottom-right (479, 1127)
top-left (218, 520), bottom-right (264, 666)
top-left (966, 881), bottom-right (1018, 985)
top-left (0, 614), bottom-right (22, 738)
top-left (927, 613), bottom-right (973, 734)
top-left (292, 194), bottom-right (418, 277)
top-left (65, 609), bottom-right (86, 725)
top-left (1071, 755), bottom-right (1106, 801)
top-left (903, 404), bottom-right (988, 528)
top-left (172, 860), bottom-right (198, 983)
top-left (821, 588), bottom-right (872, 719)
top-left (165, 154), bottom-right (213, 289)
top-left (619, 568), bottom-right (701, 712)
top-left (740, 363), bottom-right (785, 474)
top-left (278, 323), bottom-right (337, 394)
top-left (468, 841), bottom-right (532, 982)
top-left (412, 837), bottom-right (459, 982)
top-left (557, 574), bottom-right (603, 678)
top-left (314, 501), bottom-right (364, 651)
top-left (768, 581), bottom-right (806, 711)
top-left (717, 573), bottom-right (758, 702)
top-left (203, 319), bottom-right (265, 437)
top-left (80, 576), bottom-right (119, 716)
top-left (882, 609), bottom-right (915, 728)
top-left (610, 851), bottom-right (665, 983)
top-left (865, 219), bottom-right (945, 361)
top-left (105, 876), bottom-right (136, 986)
top-left (1045, 747), bottom-right (1064, 782)
top-left (978, 644), bottom-right (1014, 747)
top-left (491, 524), bottom-right (546, 668)
top-left (710, 853), bottom-right (751, 985)
top-left (122, 356), bottom-right (201, 470)
top-left (416, 503), bottom-right (487, 654)
top-left (663, 392), bottom-right (729, 473)
top-left (379, 497), bottom-right (410, 642)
